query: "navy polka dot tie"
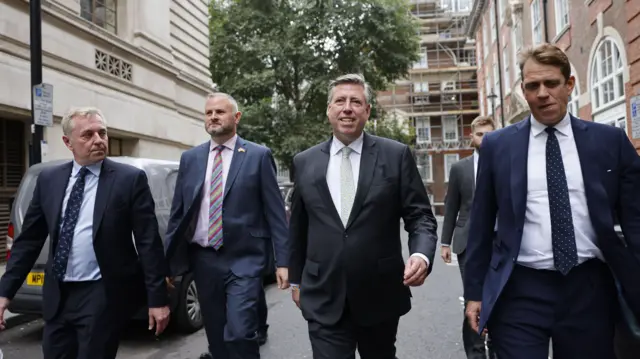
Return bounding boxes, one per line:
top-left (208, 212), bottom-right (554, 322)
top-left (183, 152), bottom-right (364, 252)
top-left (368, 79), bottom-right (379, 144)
top-left (545, 127), bottom-right (578, 275)
top-left (52, 167), bottom-right (89, 280)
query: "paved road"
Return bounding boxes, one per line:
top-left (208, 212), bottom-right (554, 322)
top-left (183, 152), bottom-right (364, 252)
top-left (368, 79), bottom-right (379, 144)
top-left (0, 219), bottom-right (470, 358)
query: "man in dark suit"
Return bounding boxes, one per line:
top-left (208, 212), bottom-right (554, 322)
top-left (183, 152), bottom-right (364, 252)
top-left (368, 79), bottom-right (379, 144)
top-left (465, 43), bottom-right (640, 359)
top-left (288, 73), bottom-right (438, 358)
top-left (165, 92), bottom-right (289, 359)
top-left (0, 107), bottom-right (170, 359)
top-left (441, 116), bottom-right (496, 359)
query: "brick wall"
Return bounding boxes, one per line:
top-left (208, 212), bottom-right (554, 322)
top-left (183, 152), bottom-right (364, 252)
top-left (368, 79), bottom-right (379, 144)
top-left (626, 0), bottom-right (640, 151)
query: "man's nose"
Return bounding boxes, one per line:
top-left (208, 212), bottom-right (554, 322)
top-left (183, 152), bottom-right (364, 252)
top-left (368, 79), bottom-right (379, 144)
top-left (536, 85), bottom-right (550, 98)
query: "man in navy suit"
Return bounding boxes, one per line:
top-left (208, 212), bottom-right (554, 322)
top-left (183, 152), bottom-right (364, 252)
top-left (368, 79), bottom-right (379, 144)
top-left (0, 107), bottom-right (170, 359)
top-left (464, 43), bottom-right (640, 359)
top-left (165, 92), bottom-right (290, 359)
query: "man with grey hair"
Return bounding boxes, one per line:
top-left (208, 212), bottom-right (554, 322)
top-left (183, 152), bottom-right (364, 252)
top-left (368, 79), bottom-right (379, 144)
top-left (289, 74), bottom-right (438, 358)
top-left (165, 92), bottom-right (290, 359)
top-left (0, 107), bottom-right (170, 359)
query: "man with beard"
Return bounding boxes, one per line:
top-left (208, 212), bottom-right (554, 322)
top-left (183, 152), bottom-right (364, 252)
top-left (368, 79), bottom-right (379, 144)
top-left (288, 73), bottom-right (438, 358)
top-left (441, 116), bottom-right (496, 359)
top-left (0, 107), bottom-right (170, 359)
top-left (165, 93), bottom-right (290, 359)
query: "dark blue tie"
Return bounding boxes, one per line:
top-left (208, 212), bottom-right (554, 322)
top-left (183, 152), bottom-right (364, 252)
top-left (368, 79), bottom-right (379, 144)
top-left (52, 167), bottom-right (89, 280)
top-left (545, 127), bottom-right (578, 275)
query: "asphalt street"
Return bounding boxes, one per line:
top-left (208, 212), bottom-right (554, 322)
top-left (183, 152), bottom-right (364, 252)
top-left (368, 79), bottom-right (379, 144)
top-left (0, 218), bottom-right (471, 358)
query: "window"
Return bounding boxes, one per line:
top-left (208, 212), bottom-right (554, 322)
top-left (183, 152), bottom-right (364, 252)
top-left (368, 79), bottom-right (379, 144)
top-left (414, 82), bottom-right (429, 93)
top-left (499, 0), bottom-right (506, 23)
top-left (108, 137), bottom-right (123, 156)
top-left (80, 0), bottom-right (117, 34)
top-left (568, 70), bottom-right (580, 116)
top-left (442, 115), bottom-right (458, 142)
top-left (414, 50), bottom-right (428, 69)
top-left (503, 50), bottom-right (510, 93)
top-left (512, 21), bottom-right (522, 80)
top-left (416, 153), bottom-right (433, 182)
top-left (555, 0), bottom-right (569, 33)
top-left (531, 0), bottom-right (542, 45)
top-left (490, 6), bottom-right (496, 43)
top-left (441, 0), bottom-right (471, 12)
top-left (483, 23), bottom-right (490, 60)
top-left (441, 81), bottom-right (457, 91)
top-left (444, 154), bottom-right (460, 182)
top-left (415, 117), bottom-right (431, 144)
top-left (590, 38), bottom-right (625, 111)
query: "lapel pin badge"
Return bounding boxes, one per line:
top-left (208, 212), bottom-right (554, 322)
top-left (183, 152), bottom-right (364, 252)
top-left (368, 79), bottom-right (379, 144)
top-left (238, 147), bottom-right (246, 153)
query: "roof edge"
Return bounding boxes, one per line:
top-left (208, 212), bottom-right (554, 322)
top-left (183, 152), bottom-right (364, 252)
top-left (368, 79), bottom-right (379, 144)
top-left (464, 0), bottom-right (488, 38)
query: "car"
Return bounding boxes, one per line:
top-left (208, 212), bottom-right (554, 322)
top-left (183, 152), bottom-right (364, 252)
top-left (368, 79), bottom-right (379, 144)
top-left (4, 157), bottom-right (274, 333)
top-left (279, 182), bottom-right (294, 221)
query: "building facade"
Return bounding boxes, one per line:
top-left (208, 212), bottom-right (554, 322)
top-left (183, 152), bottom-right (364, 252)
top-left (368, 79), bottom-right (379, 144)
top-left (377, 0), bottom-right (478, 215)
top-left (0, 0), bottom-right (212, 257)
top-left (466, 0), bottom-right (638, 151)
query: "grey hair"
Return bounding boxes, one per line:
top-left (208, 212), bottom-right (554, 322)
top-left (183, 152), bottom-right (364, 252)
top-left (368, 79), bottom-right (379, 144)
top-left (61, 107), bottom-right (107, 136)
top-left (327, 73), bottom-right (373, 105)
top-left (207, 92), bottom-right (239, 113)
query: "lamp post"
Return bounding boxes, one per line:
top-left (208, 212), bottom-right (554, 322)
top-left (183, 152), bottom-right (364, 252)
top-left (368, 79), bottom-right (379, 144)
top-left (29, 0), bottom-right (43, 165)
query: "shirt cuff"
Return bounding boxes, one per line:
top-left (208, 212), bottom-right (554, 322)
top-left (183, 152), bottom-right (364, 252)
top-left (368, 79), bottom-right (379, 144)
top-left (410, 253), bottom-right (430, 268)
top-left (441, 244), bottom-right (451, 247)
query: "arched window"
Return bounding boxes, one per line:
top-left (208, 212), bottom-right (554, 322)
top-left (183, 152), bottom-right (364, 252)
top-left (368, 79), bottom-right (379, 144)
top-left (568, 68), bottom-right (580, 116)
top-left (590, 38), bottom-right (625, 111)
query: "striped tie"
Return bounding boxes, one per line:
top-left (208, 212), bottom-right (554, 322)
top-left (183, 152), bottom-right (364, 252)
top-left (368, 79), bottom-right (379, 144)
top-left (208, 145), bottom-right (225, 249)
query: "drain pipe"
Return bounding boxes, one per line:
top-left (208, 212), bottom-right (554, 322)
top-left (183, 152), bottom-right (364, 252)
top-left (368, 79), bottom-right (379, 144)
top-left (542, 0), bottom-right (549, 42)
top-left (492, 0), bottom-right (506, 127)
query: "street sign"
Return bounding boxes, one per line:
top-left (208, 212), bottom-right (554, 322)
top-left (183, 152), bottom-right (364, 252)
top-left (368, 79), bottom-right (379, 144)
top-left (33, 83), bottom-right (53, 127)
top-left (631, 95), bottom-right (640, 140)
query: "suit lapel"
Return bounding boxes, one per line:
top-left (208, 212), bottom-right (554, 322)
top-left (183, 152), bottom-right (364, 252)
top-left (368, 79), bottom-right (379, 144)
top-left (571, 116), bottom-right (602, 221)
top-left (510, 118), bottom-right (531, 228)
top-left (315, 140), bottom-right (343, 227)
top-left (346, 133), bottom-right (378, 228)
top-left (49, 162), bottom-right (73, 244)
top-left (223, 137), bottom-right (247, 200)
top-left (191, 142), bottom-right (210, 204)
top-left (92, 159), bottom-right (116, 239)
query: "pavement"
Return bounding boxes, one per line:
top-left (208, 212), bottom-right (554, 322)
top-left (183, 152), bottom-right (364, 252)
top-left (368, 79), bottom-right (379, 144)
top-left (0, 217), bottom-right (476, 358)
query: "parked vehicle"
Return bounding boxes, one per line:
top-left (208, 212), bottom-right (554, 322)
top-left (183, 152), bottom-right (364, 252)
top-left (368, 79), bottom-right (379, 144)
top-left (279, 182), bottom-right (294, 221)
top-left (4, 157), bottom-right (273, 333)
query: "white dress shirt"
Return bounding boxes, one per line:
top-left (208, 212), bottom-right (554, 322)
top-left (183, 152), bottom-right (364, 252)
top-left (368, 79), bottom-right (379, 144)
top-left (517, 113), bottom-right (603, 270)
top-left (192, 135), bottom-right (237, 247)
top-left (473, 150), bottom-right (479, 183)
top-left (326, 134), bottom-right (430, 267)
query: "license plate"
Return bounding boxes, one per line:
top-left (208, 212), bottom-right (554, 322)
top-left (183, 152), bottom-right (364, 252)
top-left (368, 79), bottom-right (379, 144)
top-left (26, 272), bottom-right (44, 286)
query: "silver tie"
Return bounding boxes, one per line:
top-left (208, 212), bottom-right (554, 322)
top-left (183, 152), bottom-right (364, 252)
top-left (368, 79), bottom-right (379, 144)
top-left (340, 147), bottom-right (355, 226)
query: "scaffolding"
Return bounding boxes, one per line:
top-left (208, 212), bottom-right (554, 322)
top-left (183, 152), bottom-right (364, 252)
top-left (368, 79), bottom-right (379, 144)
top-left (378, 0), bottom-right (479, 156)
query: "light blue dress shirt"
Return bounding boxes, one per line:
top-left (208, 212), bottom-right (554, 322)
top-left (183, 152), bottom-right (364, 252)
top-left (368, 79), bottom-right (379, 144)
top-left (59, 161), bottom-right (102, 282)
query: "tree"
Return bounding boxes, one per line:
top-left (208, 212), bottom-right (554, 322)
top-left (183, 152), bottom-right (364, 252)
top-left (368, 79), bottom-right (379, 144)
top-left (209, 0), bottom-right (420, 170)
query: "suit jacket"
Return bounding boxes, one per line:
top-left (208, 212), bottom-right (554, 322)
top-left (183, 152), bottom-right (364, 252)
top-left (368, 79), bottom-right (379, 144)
top-left (289, 133), bottom-right (438, 327)
top-left (0, 159), bottom-right (169, 321)
top-left (441, 155), bottom-right (475, 254)
top-left (464, 115), bottom-right (640, 331)
top-left (165, 137), bottom-right (289, 278)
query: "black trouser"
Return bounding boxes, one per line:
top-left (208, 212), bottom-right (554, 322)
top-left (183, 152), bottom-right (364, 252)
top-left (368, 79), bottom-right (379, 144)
top-left (308, 304), bottom-right (399, 359)
top-left (42, 280), bottom-right (127, 359)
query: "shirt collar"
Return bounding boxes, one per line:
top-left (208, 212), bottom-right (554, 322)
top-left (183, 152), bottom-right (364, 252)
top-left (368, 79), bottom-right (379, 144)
top-left (330, 133), bottom-right (364, 156)
top-left (210, 134), bottom-right (238, 152)
top-left (531, 112), bottom-right (571, 138)
top-left (473, 150), bottom-right (479, 162)
top-left (72, 160), bottom-right (102, 178)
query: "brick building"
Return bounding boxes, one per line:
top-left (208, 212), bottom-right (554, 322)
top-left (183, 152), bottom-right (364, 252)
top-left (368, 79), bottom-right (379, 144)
top-left (377, 0), bottom-right (478, 215)
top-left (466, 0), bottom-right (638, 152)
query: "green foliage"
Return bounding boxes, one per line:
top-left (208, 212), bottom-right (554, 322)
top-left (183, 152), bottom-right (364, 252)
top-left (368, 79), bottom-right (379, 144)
top-left (209, 0), bottom-right (420, 169)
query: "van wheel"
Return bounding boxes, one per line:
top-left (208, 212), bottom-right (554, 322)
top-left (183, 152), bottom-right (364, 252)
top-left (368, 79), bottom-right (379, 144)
top-left (173, 273), bottom-right (203, 333)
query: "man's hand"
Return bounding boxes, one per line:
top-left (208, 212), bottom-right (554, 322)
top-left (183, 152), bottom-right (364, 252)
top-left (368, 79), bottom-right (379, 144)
top-left (165, 277), bottom-right (175, 290)
top-left (465, 301), bottom-right (487, 335)
top-left (441, 246), bottom-right (452, 263)
top-left (291, 286), bottom-right (300, 309)
top-left (403, 256), bottom-right (428, 286)
top-left (148, 306), bottom-right (170, 336)
top-left (0, 297), bottom-right (10, 330)
top-left (276, 267), bottom-right (290, 289)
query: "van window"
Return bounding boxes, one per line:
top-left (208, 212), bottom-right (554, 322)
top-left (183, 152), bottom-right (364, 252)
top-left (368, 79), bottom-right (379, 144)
top-left (166, 171), bottom-right (178, 200)
top-left (15, 172), bottom-right (39, 221)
